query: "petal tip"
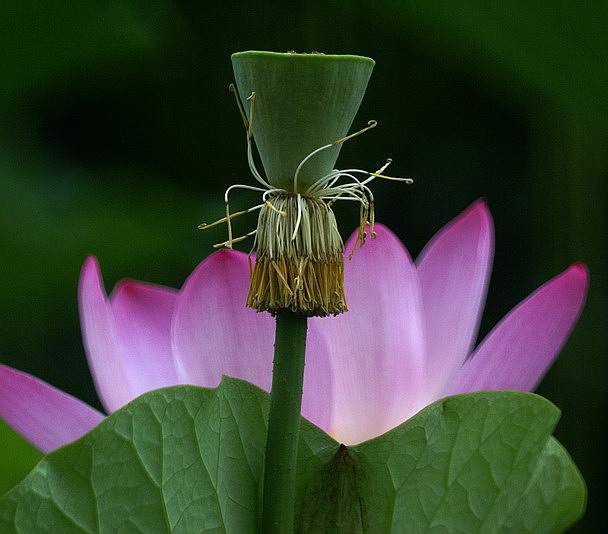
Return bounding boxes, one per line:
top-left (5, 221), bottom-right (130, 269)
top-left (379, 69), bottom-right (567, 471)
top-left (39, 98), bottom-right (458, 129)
top-left (113, 279), bottom-right (138, 294)
top-left (203, 248), bottom-right (249, 271)
top-left (432, 199), bottom-right (494, 241)
top-left (560, 262), bottom-right (590, 302)
top-left (416, 199), bottom-right (495, 271)
top-left (211, 248), bottom-right (249, 265)
top-left (462, 198), bottom-right (493, 229)
top-left (472, 196), bottom-right (489, 209)
top-left (79, 256), bottom-right (105, 297)
top-left (570, 262), bottom-right (589, 278)
top-left (111, 278), bottom-right (178, 301)
top-left (81, 255), bottom-right (100, 276)
top-left (556, 262), bottom-right (589, 290)
top-left (180, 248), bottom-right (250, 293)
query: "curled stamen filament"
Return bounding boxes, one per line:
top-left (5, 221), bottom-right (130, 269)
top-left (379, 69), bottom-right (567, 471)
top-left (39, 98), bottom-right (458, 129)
top-left (229, 83), bottom-right (249, 130)
top-left (198, 204), bottom-right (264, 230)
top-left (367, 172), bottom-right (413, 183)
top-left (225, 203), bottom-right (233, 248)
top-left (213, 229), bottom-right (257, 248)
top-left (333, 120), bottom-right (377, 145)
top-left (349, 194), bottom-right (369, 260)
top-left (294, 120), bottom-right (378, 193)
top-left (246, 92), bottom-right (255, 138)
top-left (231, 83), bottom-right (272, 189)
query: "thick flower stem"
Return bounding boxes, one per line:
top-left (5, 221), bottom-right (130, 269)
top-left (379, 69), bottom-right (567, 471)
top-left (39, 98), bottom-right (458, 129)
top-left (261, 309), bottom-right (308, 533)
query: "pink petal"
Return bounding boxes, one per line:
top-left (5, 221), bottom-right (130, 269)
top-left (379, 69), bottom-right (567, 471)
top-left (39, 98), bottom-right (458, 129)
top-left (315, 225), bottom-right (426, 445)
top-left (0, 363), bottom-right (104, 453)
top-left (415, 199), bottom-right (494, 401)
top-left (110, 280), bottom-right (179, 398)
top-left (449, 263), bottom-right (589, 395)
top-left (172, 250), bottom-right (333, 431)
top-left (172, 250), bottom-right (275, 390)
top-left (301, 323), bottom-right (333, 432)
top-left (79, 256), bottom-right (134, 412)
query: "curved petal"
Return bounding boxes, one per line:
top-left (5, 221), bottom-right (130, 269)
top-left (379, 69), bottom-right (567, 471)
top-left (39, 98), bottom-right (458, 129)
top-left (317, 225), bottom-right (426, 445)
top-left (0, 363), bottom-right (104, 453)
top-left (110, 280), bottom-right (179, 398)
top-left (416, 199), bottom-right (494, 400)
top-left (449, 263), bottom-right (589, 395)
top-left (172, 250), bottom-right (275, 391)
top-left (79, 256), bottom-right (134, 412)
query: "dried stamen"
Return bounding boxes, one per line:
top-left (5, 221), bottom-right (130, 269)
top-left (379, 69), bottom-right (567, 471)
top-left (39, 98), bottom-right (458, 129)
top-left (246, 194), bottom-right (346, 316)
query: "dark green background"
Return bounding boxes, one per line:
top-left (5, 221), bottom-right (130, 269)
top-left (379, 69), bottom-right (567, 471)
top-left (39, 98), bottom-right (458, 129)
top-left (1, 1), bottom-right (606, 532)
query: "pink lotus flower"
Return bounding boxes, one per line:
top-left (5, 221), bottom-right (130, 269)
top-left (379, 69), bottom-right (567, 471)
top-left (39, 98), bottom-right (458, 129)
top-left (0, 200), bottom-right (588, 450)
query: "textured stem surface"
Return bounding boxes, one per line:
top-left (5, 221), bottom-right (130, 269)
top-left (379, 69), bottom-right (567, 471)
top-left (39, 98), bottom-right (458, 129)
top-left (261, 309), bottom-right (308, 533)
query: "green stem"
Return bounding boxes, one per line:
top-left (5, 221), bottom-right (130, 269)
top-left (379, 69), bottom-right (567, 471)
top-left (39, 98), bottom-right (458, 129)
top-left (261, 309), bottom-right (308, 533)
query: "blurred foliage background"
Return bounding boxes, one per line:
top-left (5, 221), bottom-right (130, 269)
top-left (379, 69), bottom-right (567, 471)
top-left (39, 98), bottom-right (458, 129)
top-left (1, 1), bottom-right (606, 531)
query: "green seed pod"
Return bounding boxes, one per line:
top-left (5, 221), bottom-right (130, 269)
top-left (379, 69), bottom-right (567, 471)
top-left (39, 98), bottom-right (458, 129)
top-left (231, 50), bottom-right (375, 192)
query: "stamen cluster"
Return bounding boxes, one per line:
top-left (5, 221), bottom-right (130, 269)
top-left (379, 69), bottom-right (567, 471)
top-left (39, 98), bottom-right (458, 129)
top-left (247, 194), bottom-right (345, 316)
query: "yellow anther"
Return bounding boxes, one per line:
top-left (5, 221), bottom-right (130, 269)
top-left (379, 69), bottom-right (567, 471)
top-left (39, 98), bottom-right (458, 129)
top-left (333, 120), bottom-right (377, 146)
top-left (375, 158), bottom-right (392, 176)
top-left (213, 230), bottom-right (256, 248)
top-left (369, 201), bottom-right (376, 239)
top-left (198, 207), bottom-right (255, 230)
top-left (225, 202), bottom-right (234, 248)
top-left (264, 200), bottom-right (287, 216)
top-left (348, 232), bottom-right (362, 260)
top-left (369, 172), bottom-right (413, 183)
top-left (229, 83), bottom-right (249, 130)
top-left (246, 92), bottom-right (256, 138)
